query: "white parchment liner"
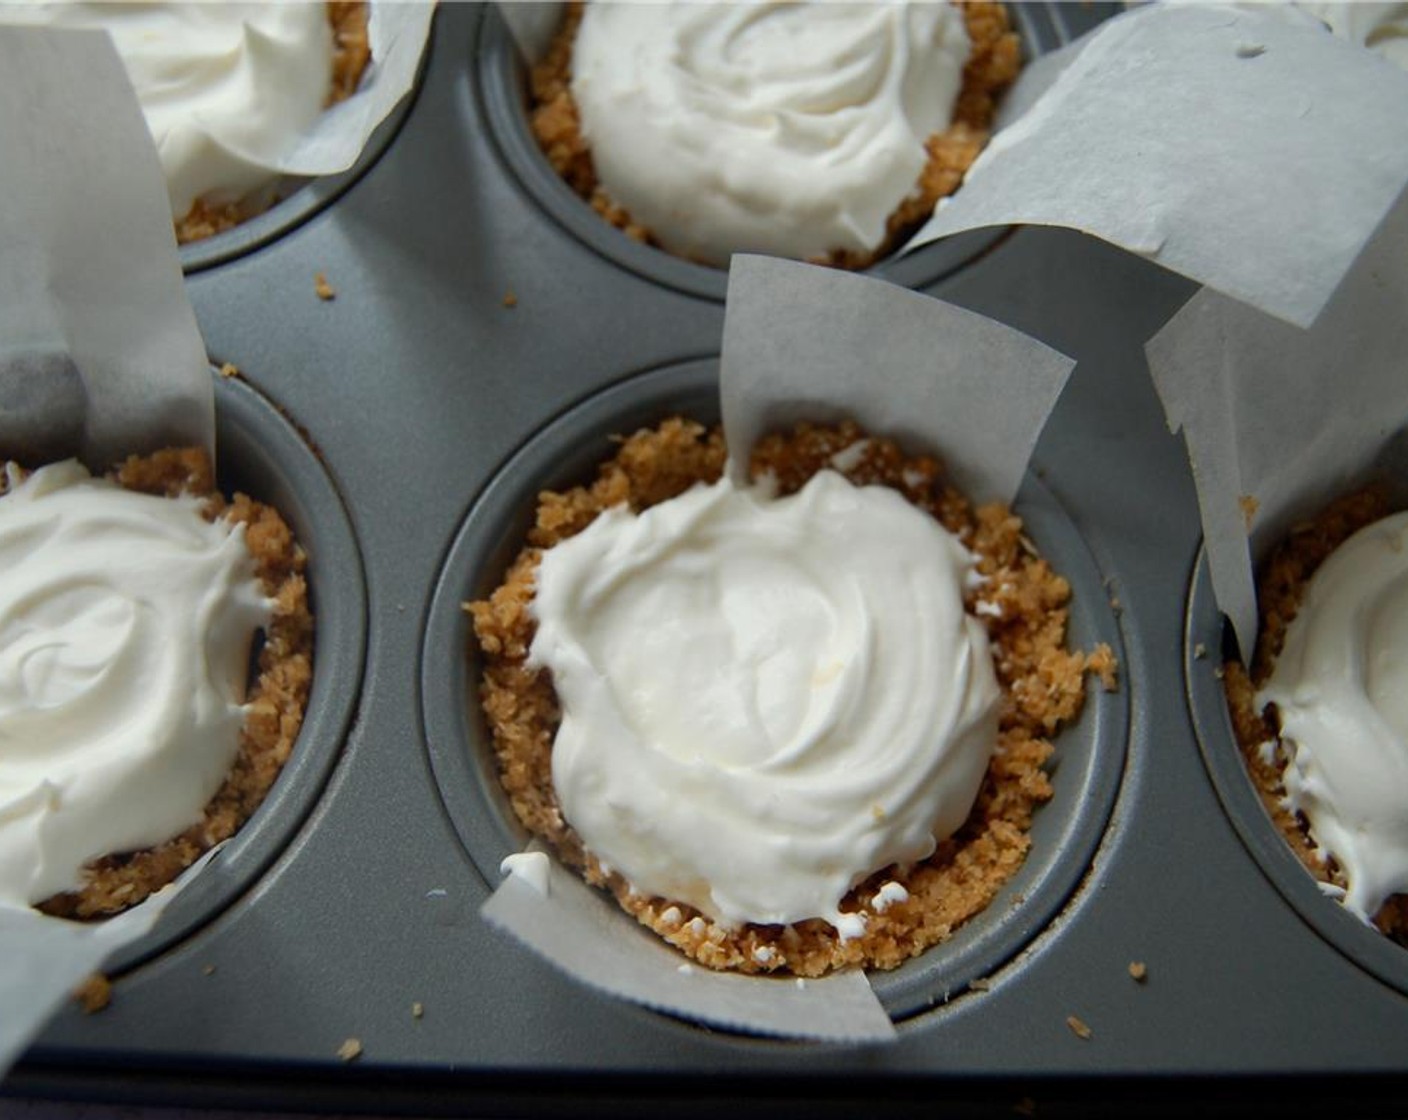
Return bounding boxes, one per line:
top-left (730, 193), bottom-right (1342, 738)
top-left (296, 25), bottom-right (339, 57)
top-left (270, 3), bottom-right (433, 181)
top-left (0, 28), bottom-right (234, 1078)
top-left (501, 2), bottom-right (1408, 331)
top-left (911, 2), bottom-right (1408, 329)
top-left (496, 0), bottom-right (562, 64)
top-left (0, 28), bottom-right (210, 467)
top-left (481, 254), bottom-right (1076, 1041)
top-left (1147, 182), bottom-right (1408, 659)
top-left (0, 853), bottom-right (218, 1079)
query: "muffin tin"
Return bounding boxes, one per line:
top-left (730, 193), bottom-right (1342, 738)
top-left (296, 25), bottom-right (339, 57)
top-left (423, 356), bottom-right (1127, 1023)
top-left (11, 2), bottom-right (1408, 1109)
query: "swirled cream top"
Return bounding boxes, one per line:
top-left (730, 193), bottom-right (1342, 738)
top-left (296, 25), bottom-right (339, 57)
top-left (1258, 510), bottom-right (1408, 921)
top-left (0, 2), bottom-right (334, 218)
top-left (528, 470), bottom-right (1001, 933)
top-left (0, 461), bottom-right (270, 908)
top-left (570, 2), bottom-right (972, 266)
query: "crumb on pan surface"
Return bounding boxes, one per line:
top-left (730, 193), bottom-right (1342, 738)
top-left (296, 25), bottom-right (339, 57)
top-left (13, 447), bottom-right (315, 921)
top-left (527, 1), bottom-right (1021, 270)
top-left (175, 1), bottom-right (372, 244)
top-left (1223, 484), bottom-right (1408, 943)
top-left (1065, 1014), bottom-right (1092, 1040)
top-left (469, 419), bottom-right (1113, 976)
top-left (73, 973), bottom-right (112, 1014)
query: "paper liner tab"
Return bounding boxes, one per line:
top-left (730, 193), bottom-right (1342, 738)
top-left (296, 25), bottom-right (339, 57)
top-left (0, 849), bottom-right (220, 1079)
top-left (495, 1), bottom-right (563, 65)
top-left (913, 3), bottom-right (1408, 329)
top-left (722, 255), bottom-right (1075, 506)
top-left (278, 3), bottom-right (434, 178)
top-left (1148, 183), bottom-right (1408, 657)
top-left (483, 851), bottom-right (896, 1043)
top-left (0, 27), bottom-right (210, 467)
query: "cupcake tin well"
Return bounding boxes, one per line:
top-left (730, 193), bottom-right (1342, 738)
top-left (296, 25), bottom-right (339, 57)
top-left (11, 3), bottom-right (1408, 1109)
top-left (101, 373), bottom-right (370, 978)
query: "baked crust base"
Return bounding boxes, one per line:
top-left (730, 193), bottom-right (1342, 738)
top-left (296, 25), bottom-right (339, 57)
top-left (528, 2), bottom-right (1022, 271)
top-left (1223, 486), bottom-right (1408, 943)
top-left (2, 447), bottom-right (316, 920)
top-left (470, 419), bottom-right (1115, 976)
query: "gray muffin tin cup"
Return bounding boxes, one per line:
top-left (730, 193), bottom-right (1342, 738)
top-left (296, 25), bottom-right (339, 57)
top-left (1185, 555), bottom-right (1408, 999)
top-left (109, 371), bottom-right (369, 974)
top-left (477, 3), bottom-right (1088, 300)
top-left (12, 1), bottom-right (1408, 1107)
top-left (422, 356), bottom-right (1127, 1024)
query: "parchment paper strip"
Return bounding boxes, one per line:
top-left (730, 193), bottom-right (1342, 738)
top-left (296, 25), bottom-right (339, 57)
top-left (482, 256), bottom-right (1076, 1038)
top-left (484, 851), bottom-right (896, 1043)
top-left (276, 3), bottom-right (435, 177)
top-left (0, 27), bottom-right (211, 467)
top-left (1148, 182), bottom-right (1408, 657)
top-left (0, 850), bottom-right (220, 1079)
top-left (913, 3), bottom-right (1408, 329)
top-left (722, 254), bottom-right (1076, 505)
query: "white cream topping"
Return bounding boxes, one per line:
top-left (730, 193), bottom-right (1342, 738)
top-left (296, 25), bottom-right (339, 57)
top-left (1257, 510), bottom-right (1408, 921)
top-left (499, 850), bottom-right (551, 896)
top-left (0, 2), bottom-right (334, 218)
top-left (0, 461), bottom-right (270, 908)
top-left (529, 470), bottom-right (1001, 933)
top-left (872, 880), bottom-right (910, 912)
top-left (570, 2), bottom-right (972, 266)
